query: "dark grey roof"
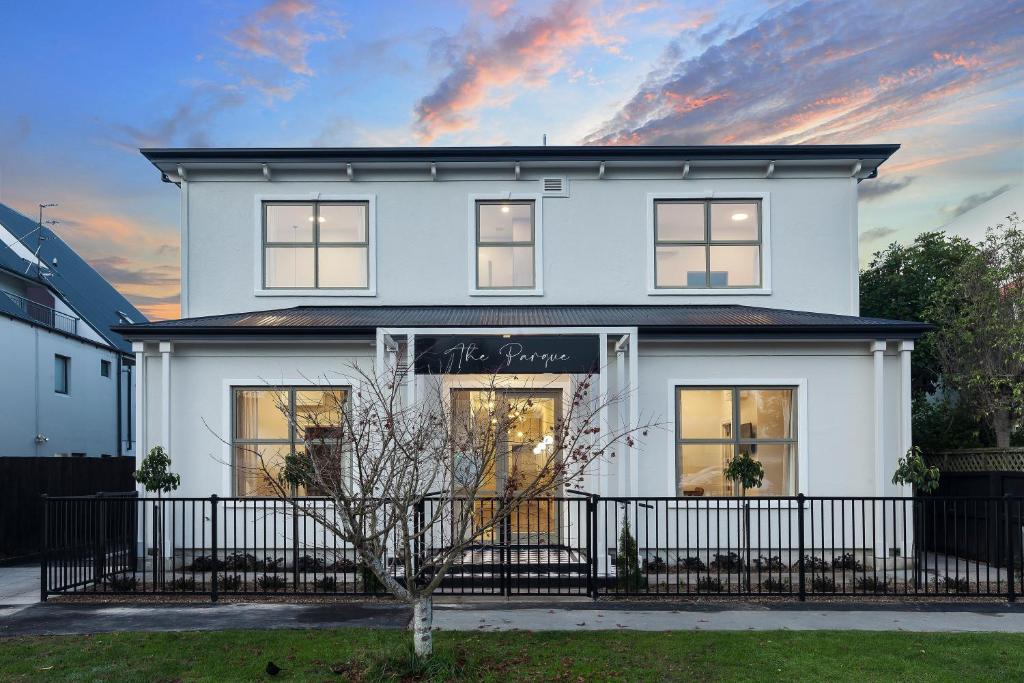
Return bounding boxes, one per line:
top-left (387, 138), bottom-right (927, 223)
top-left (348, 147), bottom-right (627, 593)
top-left (0, 203), bottom-right (147, 353)
top-left (142, 144), bottom-right (899, 165)
top-left (115, 305), bottom-right (930, 340)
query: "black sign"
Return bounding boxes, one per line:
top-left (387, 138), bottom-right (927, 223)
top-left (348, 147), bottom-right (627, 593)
top-left (414, 335), bottom-right (600, 375)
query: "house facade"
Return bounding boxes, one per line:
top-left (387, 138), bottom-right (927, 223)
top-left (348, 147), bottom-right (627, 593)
top-left (0, 203), bottom-right (143, 458)
top-left (120, 145), bottom-right (926, 506)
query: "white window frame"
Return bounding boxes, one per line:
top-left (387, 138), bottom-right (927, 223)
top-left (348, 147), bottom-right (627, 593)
top-left (647, 191), bottom-right (772, 296)
top-left (665, 378), bottom-right (809, 501)
top-left (221, 375), bottom-right (364, 498)
top-left (253, 193), bottom-right (377, 297)
top-left (467, 193), bottom-right (544, 296)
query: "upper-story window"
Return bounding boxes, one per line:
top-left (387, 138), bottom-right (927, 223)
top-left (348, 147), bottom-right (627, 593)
top-left (654, 199), bottom-right (762, 289)
top-left (263, 201), bottom-right (369, 289)
top-left (475, 200), bottom-right (536, 290)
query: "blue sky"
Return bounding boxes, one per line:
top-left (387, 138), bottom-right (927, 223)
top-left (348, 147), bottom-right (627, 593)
top-left (0, 0), bottom-right (1021, 318)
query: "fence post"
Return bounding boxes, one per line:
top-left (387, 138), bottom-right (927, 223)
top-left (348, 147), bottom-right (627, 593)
top-left (210, 495), bottom-right (219, 603)
top-left (1006, 495), bottom-right (1017, 603)
top-left (39, 495), bottom-right (48, 602)
top-left (588, 495), bottom-right (600, 601)
top-left (93, 492), bottom-right (107, 586)
top-left (797, 494), bottom-right (806, 602)
top-left (413, 498), bottom-right (425, 582)
top-left (292, 499), bottom-right (300, 593)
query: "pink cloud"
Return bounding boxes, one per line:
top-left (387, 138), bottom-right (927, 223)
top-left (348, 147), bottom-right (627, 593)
top-left (226, 0), bottom-right (342, 76)
top-left (414, 0), bottom-right (637, 142)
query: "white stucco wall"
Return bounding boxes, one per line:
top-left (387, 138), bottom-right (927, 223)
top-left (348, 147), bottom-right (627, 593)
top-left (181, 176), bottom-right (858, 317)
top-left (142, 338), bottom-right (906, 499)
top-left (0, 317), bottom-right (125, 457)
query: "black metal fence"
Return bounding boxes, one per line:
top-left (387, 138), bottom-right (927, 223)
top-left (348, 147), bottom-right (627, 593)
top-left (41, 494), bottom-right (1024, 601)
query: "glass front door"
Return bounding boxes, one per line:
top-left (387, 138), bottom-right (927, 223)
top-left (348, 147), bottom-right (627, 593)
top-left (452, 389), bottom-right (561, 540)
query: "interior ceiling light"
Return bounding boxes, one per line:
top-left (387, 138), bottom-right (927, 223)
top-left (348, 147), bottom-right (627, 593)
top-left (731, 212), bottom-right (749, 221)
top-left (500, 205), bottom-right (511, 213)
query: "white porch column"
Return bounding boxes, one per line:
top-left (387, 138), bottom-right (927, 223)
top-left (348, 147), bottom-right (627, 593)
top-left (628, 329), bottom-right (639, 497)
top-left (406, 333), bottom-right (416, 406)
top-left (615, 336), bottom-right (627, 497)
top-left (872, 340), bottom-right (887, 497)
top-left (133, 342), bottom-right (147, 462)
top-left (898, 341), bottom-right (914, 457)
top-left (159, 341), bottom-right (173, 453)
top-left (597, 333), bottom-right (609, 497)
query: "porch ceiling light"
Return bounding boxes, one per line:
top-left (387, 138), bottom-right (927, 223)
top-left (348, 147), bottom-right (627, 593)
top-left (731, 212), bottom-right (749, 221)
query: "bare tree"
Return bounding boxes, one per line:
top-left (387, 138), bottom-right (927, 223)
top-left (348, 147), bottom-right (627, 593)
top-left (233, 362), bottom-right (653, 657)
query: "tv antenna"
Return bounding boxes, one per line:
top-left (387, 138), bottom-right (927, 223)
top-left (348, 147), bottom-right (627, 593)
top-left (30, 203), bottom-right (59, 280)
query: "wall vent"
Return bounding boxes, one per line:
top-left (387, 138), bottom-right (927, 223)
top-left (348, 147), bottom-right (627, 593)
top-left (540, 177), bottom-right (568, 197)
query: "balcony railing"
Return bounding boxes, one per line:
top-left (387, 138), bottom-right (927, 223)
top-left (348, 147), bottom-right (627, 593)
top-left (3, 291), bottom-right (78, 335)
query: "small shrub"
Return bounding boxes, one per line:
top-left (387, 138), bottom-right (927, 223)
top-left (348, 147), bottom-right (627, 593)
top-left (219, 574), bottom-right (242, 591)
top-left (832, 553), bottom-right (865, 571)
top-left (258, 557), bottom-right (285, 572)
top-left (794, 555), bottom-right (830, 572)
top-left (710, 552), bottom-right (743, 572)
top-left (296, 555), bottom-right (326, 572)
top-left (810, 575), bottom-right (837, 593)
top-left (855, 576), bottom-right (888, 593)
top-left (753, 555), bottom-right (785, 571)
top-left (187, 555), bottom-right (224, 571)
top-left (761, 577), bottom-right (790, 593)
top-left (330, 557), bottom-right (358, 572)
top-left (107, 575), bottom-right (137, 592)
top-left (677, 556), bottom-right (707, 572)
top-left (313, 576), bottom-right (338, 592)
top-left (643, 556), bottom-right (668, 573)
top-left (944, 576), bottom-right (971, 593)
top-left (169, 577), bottom-right (196, 592)
top-left (223, 553), bottom-right (257, 570)
top-left (695, 576), bottom-right (723, 593)
top-left (256, 575), bottom-right (287, 592)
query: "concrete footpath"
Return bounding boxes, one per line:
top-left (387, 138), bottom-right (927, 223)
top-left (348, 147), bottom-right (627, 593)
top-left (5, 599), bottom-right (1024, 636)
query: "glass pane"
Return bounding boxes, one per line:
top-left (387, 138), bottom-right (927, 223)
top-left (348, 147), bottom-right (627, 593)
top-left (319, 204), bottom-right (366, 243)
top-left (739, 388), bottom-right (795, 440)
top-left (655, 245), bottom-right (707, 288)
top-left (54, 357), bottom-right (68, 393)
top-left (478, 203), bottom-right (533, 243)
top-left (710, 202), bottom-right (758, 241)
top-left (740, 444), bottom-right (794, 496)
top-left (234, 389), bottom-right (290, 440)
top-left (294, 389), bottom-right (346, 438)
top-left (678, 388), bottom-right (732, 439)
top-left (317, 247), bottom-right (368, 288)
top-left (265, 204), bottom-right (314, 243)
top-left (453, 390), bottom-right (498, 493)
top-left (477, 245), bottom-right (534, 288)
top-left (265, 247), bottom-right (314, 288)
top-left (234, 443), bottom-right (290, 497)
top-left (507, 396), bottom-right (558, 493)
top-left (677, 444), bottom-right (732, 496)
top-left (655, 202), bottom-right (704, 242)
top-left (709, 245), bottom-right (760, 287)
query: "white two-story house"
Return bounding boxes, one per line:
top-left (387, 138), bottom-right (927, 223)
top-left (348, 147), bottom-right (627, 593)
top-left (119, 145), bottom-right (926, 512)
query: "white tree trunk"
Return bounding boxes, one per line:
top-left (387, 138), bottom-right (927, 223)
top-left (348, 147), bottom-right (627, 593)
top-left (412, 595), bottom-right (433, 657)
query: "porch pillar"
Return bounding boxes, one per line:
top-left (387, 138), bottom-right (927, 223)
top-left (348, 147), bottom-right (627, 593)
top-left (871, 341), bottom-right (887, 497)
top-left (628, 329), bottom-right (639, 497)
top-left (898, 341), bottom-right (914, 458)
top-left (598, 333), bottom-right (609, 497)
top-left (615, 336), bottom-right (627, 497)
top-left (132, 341), bottom-right (146, 464)
top-left (406, 333), bottom-right (416, 406)
top-left (159, 341), bottom-right (173, 453)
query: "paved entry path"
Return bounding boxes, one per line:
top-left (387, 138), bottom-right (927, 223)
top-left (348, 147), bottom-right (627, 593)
top-left (6, 599), bottom-right (1024, 636)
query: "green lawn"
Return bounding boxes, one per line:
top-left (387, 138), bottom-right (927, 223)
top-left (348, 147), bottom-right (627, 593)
top-left (1, 629), bottom-right (1022, 681)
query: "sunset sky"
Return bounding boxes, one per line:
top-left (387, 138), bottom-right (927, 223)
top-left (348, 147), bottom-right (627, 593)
top-left (0, 0), bottom-right (1020, 320)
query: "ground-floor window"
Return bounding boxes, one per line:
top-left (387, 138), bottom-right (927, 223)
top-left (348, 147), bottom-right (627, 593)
top-left (676, 386), bottom-right (797, 497)
top-left (232, 386), bottom-right (348, 496)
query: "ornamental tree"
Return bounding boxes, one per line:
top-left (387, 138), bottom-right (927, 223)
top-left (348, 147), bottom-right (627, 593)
top-left (927, 214), bottom-right (1024, 448)
top-left (235, 363), bottom-right (654, 658)
top-left (132, 446), bottom-right (181, 496)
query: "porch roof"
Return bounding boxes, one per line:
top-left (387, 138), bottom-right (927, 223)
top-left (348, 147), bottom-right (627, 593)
top-left (114, 304), bottom-right (931, 341)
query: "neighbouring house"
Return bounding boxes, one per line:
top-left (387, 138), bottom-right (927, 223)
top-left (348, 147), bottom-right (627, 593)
top-left (0, 203), bottom-right (144, 458)
top-left (118, 144), bottom-right (928, 514)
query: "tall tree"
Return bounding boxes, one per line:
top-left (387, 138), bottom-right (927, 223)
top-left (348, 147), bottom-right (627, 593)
top-left (927, 214), bottom-right (1024, 447)
top-left (860, 231), bottom-right (978, 396)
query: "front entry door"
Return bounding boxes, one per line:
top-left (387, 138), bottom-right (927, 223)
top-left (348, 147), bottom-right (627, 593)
top-left (452, 389), bottom-right (562, 540)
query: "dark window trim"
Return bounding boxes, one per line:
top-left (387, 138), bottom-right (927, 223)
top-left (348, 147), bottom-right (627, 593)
top-left (262, 200), bottom-right (370, 290)
top-left (675, 385), bottom-right (797, 496)
top-left (55, 354), bottom-right (70, 394)
top-left (474, 199), bottom-right (536, 290)
top-left (100, 359), bottom-right (111, 378)
top-left (231, 385), bottom-right (350, 496)
top-left (654, 199), bottom-right (762, 289)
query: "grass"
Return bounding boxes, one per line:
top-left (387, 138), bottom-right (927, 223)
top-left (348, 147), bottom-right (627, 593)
top-left (1, 629), bottom-right (1023, 681)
